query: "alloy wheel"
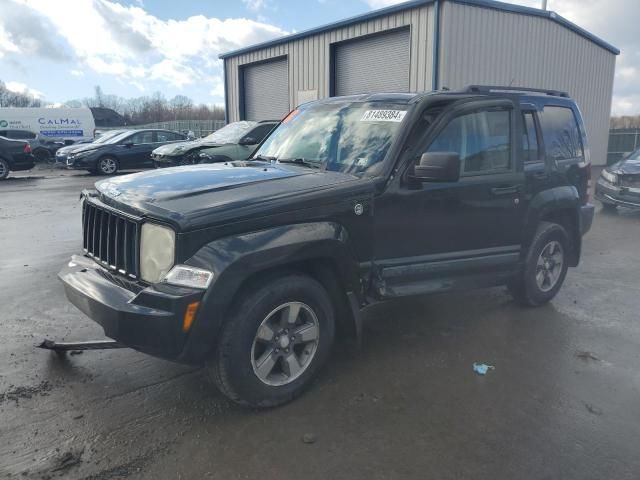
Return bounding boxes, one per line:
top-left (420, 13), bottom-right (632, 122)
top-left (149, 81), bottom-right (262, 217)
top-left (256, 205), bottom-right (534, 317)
top-left (100, 158), bottom-right (117, 174)
top-left (251, 301), bottom-right (320, 386)
top-left (536, 240), bottom-right (564, 292)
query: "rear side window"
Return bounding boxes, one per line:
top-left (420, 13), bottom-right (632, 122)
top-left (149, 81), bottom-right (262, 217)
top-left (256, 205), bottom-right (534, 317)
top-left (540, 106), bottom-right (583, 161)
top-left (427, 109), bottom-right (511, 175)
top-left (156, 131), bottom-right (182, 142)
top-left (522, 112), bottom-right (540, 163)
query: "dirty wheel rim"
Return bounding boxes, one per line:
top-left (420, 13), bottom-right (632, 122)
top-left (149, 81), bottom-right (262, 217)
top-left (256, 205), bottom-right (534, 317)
top-left (536, 240), bottom-right (564, 292)
top-left (100, 158), bottom-right (117, 174)
top-left (251, 301), bottom-right (320, 386)
top-left (0, 161), bottom-right (6, 178)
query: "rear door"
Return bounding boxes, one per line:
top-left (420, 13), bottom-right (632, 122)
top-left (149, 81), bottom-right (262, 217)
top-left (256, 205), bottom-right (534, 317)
top-left (373, 98), bottom-right (525, 296)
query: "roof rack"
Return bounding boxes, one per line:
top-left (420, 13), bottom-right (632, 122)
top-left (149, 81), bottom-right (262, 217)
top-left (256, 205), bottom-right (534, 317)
top-left (464, 85), bottom-right (569, 98)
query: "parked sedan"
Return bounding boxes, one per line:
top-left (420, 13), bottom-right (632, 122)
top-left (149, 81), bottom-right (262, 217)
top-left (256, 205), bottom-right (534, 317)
top-left (596, 148), bottom-right (640, 210)
top-left (0, 136), bottom-right (35, 180)
top-left (66, 129), bottom-right (186, 175)
top-left (151, 121), bottom-right (278, 167)
top-left (55, 129), bottom-right (129, 164)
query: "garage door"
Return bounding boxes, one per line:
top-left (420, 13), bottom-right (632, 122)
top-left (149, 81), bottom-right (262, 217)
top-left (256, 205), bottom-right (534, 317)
top-left (334, 28), bottom-right (410, 96)
top-left (243, 58), bottom-right (289, 121)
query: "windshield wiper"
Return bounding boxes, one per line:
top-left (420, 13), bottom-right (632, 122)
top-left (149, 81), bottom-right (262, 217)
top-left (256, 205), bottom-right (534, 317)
top-left (277, 158), bottom-right (322, 169)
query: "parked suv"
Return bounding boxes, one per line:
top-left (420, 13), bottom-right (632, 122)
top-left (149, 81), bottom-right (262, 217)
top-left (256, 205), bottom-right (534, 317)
top-left (0, 136), bottom-right (34, 180)
top-left (66, 129), bottom-right (186, 175)
top-left (151, 120), bottom-right (278, 167)
top-left (58, 86), bottom-right (594, 407)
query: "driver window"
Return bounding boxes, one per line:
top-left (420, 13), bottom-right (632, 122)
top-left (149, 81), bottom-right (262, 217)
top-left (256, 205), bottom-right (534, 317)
top-left (130, 131), bottom-right (153, 144)
top-left (427, 109), bottom-right (511, 175)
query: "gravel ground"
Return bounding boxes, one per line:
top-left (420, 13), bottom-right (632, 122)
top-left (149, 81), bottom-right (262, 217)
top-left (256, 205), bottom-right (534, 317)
top-left (0, 171), bottom-right (639, 480)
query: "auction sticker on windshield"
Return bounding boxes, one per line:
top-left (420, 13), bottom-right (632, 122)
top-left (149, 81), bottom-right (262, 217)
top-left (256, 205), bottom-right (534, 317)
top-left (360, 110), bottom-right (407, 122)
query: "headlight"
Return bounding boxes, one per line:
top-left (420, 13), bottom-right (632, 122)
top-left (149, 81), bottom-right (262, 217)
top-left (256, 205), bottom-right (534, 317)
top-left (601, 169), bottom-right (617, 184)
top-left (163, 265), bottom-right (213, 289)
top-left (70, 150), bottom-right (92, 160)
top-left (140, 223), bottom-right (175, 283)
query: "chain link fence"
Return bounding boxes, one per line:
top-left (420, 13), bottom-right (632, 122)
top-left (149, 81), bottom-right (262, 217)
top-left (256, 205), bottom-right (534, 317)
top-left (608, 128), bottom-right (640, 165)
top-left (99, 119), bottom-right (226, 138)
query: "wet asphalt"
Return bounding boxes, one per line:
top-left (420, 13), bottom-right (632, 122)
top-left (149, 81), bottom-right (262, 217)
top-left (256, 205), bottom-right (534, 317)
top-left (0, 168), bottom-right (639, 479)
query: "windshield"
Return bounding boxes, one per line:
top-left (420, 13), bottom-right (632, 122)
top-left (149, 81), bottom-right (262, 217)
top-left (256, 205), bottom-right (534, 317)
top-left (102, 131), bottom-right (133, 144)
top-left (203, 121), bottom-right (257, 144)
top-left (254, 102), bottom-right (409, 176)
top-left (93, 130), bottom-right (125, 144)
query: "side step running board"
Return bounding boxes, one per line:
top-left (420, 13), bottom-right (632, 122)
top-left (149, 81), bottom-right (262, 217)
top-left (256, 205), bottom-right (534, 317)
top-left (37, 339), bottom-right (127, 352)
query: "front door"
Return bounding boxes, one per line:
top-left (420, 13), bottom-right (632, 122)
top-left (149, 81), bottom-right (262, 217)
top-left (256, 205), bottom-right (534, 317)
top-left (118, 131), bottom-right (155, 169)
top-left (372, 99), bottom-right (525, 297)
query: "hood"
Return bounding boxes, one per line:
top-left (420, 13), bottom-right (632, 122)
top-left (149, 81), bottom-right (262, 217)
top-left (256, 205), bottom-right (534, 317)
top-left (610, 157), bottom-right (640, 175)
top-left (95, 162), bottom-right (370, 231)
top-left (57, 144), bottom-right (89, 155)
top-left (152, 139), bottom-right (223, 156)
top-left (69, 143), bottom-right (106, 155)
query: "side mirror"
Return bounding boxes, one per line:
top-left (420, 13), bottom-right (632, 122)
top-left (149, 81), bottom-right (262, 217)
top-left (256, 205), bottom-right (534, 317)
top-left (238, 136), bottom-right (256, 146)
top-left (413, 152), bottom-right (460, 182)
top-left (123, 141), bottom-right (134, 148)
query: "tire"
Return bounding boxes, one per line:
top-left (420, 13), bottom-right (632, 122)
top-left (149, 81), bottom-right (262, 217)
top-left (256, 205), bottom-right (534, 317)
top-left (209, 274), bottom-right (335, 408)
top-left (509, 221), bottom-right (570, 307)
top-left (601, 202), bottom-right (617, 212)
top-left (0, 158), bottom-right (9, 180)
top-left (97, 156), bottom-right (118, 175)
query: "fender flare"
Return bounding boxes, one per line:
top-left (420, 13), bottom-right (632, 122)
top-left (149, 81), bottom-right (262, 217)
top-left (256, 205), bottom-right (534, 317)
top-left (178, 222), bottom-right (360, 363)
top-left (523, 185), bottom-right (581, 261)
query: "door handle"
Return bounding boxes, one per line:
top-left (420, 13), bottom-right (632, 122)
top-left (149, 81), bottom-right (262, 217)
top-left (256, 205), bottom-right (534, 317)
top-left (491, 185), bottom-right (520, 196)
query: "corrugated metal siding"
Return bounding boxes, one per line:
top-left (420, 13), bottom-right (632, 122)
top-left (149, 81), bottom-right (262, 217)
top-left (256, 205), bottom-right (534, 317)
top-left (438, 2), bottom-right (616, 166)
top-left (225, 4), bottom-right (434, 122)
top-left (335, 28), bottom-right (411, 95)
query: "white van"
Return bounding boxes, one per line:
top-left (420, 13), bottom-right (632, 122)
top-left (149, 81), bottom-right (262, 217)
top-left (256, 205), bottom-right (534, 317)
top-left (0, 108), bottom-right (96, 142)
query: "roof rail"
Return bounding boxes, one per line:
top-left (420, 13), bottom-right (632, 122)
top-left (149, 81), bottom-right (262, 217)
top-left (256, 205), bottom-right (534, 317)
top-left (464, 85), bottom-right (569, 98)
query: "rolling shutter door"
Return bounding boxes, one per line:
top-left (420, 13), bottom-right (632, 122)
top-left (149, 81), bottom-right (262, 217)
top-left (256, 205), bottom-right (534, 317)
top-left (334, 28), bottom-right (410, 96)
top-left (243, 58), bottom-right (289, 121)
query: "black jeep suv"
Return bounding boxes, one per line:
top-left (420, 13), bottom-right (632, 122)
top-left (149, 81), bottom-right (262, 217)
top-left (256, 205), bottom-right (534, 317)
top-left (59, 86), bottom-right (594, 407)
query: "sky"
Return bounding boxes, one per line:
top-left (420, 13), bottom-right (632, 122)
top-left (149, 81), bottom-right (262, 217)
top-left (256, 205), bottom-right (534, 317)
top-left (0, 0), bottom-right (638, 115)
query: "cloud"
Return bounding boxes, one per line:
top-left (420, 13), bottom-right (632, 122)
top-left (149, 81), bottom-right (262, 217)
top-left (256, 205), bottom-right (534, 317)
top-left (242, 0), bottom-right (267, 11)
top-left (5, 81), bottom-right (44, 98)
top-left (70, 69), bottom-right (85, 77)
top-left (0, 0), bottom-right (287, 99)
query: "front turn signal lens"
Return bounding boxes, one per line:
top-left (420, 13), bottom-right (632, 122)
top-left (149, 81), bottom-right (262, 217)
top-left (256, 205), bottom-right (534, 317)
top-left (182, 302), bottom-right (200, 332)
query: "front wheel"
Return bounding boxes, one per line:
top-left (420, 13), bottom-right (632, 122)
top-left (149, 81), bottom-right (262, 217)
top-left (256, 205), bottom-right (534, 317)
top-left (509, 221), bottom-right (569, 307)
top-left (97, 156), bottom-right (118, 175)
top-left (209, 274), bottom-right (335, 408)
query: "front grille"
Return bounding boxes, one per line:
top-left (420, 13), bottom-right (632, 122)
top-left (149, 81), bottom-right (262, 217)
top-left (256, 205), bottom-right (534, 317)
top-left (82, 199), bottom-right (141, 278)
top-left (619, 175), bottom-right (640, 188)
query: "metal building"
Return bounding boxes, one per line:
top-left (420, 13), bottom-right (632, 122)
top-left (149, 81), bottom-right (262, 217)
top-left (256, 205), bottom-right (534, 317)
top-left (220, 0), bottom-right (618, 165)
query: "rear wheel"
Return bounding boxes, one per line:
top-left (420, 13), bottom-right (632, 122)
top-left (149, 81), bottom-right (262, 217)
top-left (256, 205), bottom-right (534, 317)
top-left (97, 156), bottom-right (118, 175)
top-left (509, 221), bottom-right (569, 307)
top-left (601, 202), bottom-right (617, 212)
top-left (209, 274), bottom-right (335, 407)
top-left (0, 158), bottom-right (9, 180)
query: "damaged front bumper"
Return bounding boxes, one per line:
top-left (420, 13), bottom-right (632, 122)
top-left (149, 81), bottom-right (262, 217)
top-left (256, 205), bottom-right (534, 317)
top-left (595, 177), bottom-right (640, 208)
top-left (58, 255), bottom-right (203, 362)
